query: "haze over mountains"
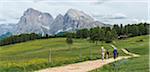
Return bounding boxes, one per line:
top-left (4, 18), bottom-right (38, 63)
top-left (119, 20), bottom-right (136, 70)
top-left (0, 8), bottom-right (111, 36)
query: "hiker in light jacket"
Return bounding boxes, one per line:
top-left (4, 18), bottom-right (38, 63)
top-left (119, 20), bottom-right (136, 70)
top-left (101, 47), bottom-right (105, 61)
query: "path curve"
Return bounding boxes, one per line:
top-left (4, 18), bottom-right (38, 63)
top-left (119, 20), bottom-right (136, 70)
top-left (36, 45), bottom-right (140, 72)
top-left (111, 44), bottom-right (140, 57)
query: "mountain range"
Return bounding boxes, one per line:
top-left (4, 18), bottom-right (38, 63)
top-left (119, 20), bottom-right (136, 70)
top-left (0, 8), bottom-right (111, 36)
top-left (0, 32), bottom-right (12, 41)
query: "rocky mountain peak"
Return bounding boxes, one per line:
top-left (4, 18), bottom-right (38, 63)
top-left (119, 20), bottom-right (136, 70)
top-left (15, 8), bottom-right (54, 35)
top-left (24, 8), bottom-right (41, 16)
top-left (57, 14), bottom-right (63, 18)
top-left (2, 8), bottom-right (110, 36)
top-left (65, 9), bottom-right (93, 21)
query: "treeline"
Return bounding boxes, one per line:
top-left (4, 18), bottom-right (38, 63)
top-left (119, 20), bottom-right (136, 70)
top-left (0, 32), bottom-right (70, 46)
top-left (76, 26), bottom-right (117, 43)
top-left (0, 33), bottom-right (42, 46)
top-left (76, 23), bottom-right (149, 43)
top-left (0, 23), bottom-right (149, 46)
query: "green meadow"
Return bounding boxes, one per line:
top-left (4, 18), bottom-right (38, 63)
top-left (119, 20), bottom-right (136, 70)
top-left (91, 35), bottom-right (149, 72)
top-left (0, 35), bottom-right (148, 72)
top-left (0, 38), bottom-right (125, 72)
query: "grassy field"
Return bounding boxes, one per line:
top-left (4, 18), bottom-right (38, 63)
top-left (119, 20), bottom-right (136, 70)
top-left (0, 37), bottom-right (125, 72)
top-left (90, 35), bottom-right (149, 72)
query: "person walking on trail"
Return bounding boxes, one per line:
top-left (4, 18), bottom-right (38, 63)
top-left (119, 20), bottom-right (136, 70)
top-left (106, 49), bottom-right (109, 59)
top-left (101, 47), bottom-right (105, 61)
top-left (113, 47), bottom-right (118, 59)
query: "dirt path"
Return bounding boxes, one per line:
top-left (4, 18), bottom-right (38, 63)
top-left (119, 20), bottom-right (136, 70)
top-left (111, 44), bottom-right (140, 57)
top-left (37, 45), bottom-right (140, 72)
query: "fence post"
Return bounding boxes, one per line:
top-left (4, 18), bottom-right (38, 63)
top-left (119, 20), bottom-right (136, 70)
top-left (80, 47), bottom-right (82, 60)
top-left (90, 45), bottom-right (92, 59)
top-left (48, 48), bottom-right (51, 63)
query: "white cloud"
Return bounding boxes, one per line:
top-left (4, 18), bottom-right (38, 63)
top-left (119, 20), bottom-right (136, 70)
top-left (132, 19), bottom-right (139, 23)
top-left (0, 19), bottom-right (19, 24)
top-left (0, 0), bottom-right (148, 25)
top-left (102, 13), bottom-right (127, 19)
top-left (132, 19), bottom-right (150, 24)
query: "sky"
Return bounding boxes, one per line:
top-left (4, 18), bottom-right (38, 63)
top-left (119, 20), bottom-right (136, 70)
top-left (0, 0), bottom-right (149, 25)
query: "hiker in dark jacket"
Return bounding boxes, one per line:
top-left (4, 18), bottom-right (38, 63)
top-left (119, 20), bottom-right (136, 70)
top-left (106, 49), bottom-right (109, 59)
top-left (113, 48), bottom-right (118, 59)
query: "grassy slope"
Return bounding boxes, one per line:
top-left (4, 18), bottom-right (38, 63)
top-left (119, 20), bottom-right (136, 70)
top-left (91, 35), bottom-right (149, 72)
top-left (0, 38), bottom-right (125, 72)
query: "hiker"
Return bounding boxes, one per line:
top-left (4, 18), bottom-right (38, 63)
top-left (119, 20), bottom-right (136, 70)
top-left (105, 49), bottom-right (109, 59)
top-left (101, 47), bottom-right (105, 61)
top-left (113, 47), bottom-right (118, 59)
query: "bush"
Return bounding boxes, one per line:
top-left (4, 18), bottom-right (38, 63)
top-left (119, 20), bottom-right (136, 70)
top-left (136, 39), bottom-right (144, 42)
top-left (105, 40), bottom-right (112, 43)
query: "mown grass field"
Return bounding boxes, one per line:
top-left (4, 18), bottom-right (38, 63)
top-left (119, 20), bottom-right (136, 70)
top-left (0, 37), bottom-right (125, 72)
top-left (91, 35), bottom-right (149, 72)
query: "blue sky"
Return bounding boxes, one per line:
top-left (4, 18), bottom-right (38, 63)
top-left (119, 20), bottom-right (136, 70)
top-left (0, 0), bottom-right (149, 25)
